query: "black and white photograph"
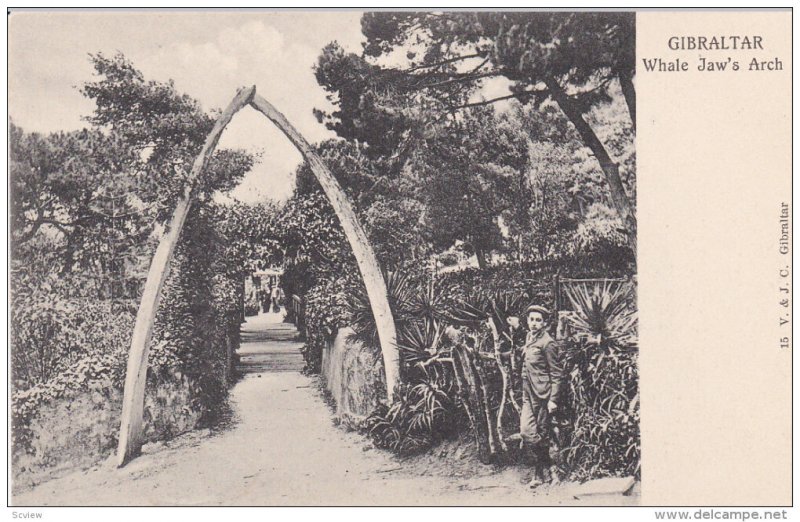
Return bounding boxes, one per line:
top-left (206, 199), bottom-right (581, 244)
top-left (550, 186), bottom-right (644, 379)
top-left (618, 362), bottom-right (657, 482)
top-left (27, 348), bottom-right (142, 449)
top-left (10, 7), bottom-right (736, 508)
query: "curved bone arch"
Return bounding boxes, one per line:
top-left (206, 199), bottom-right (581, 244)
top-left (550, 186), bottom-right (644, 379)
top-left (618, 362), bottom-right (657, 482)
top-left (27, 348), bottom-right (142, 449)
top-left (116, 86), bottom-right (400, 466)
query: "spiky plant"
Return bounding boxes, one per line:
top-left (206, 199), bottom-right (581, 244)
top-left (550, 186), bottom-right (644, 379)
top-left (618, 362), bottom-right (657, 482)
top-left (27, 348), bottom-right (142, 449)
top-left (562, 281), bottom-right (637, 349)
top-left (345, 270), bottom-right (416, 349)
top-left (560, 280), bottom-right (640, 479)
top-left (445, 289), bottom-right (525, 329)
top-left (397, 318), bottom-right (442, 365)
top-left (364, 370), bottom-right (457, 456)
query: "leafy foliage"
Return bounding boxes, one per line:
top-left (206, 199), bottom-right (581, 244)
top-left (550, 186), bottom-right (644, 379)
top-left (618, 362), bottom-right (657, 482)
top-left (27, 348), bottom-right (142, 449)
top-left (408, 107), bottom-right (529, 268)
top-left (80, 52), bottom-right (253, 219)
top-left (315, 12), bottom-right (637, 262)
top-left (346, 270), bottom-right (417, 350)
top-left (365, 369), bottom-right (460, 456)
top-left (215, 200), bottom-right (284, 275)
top-left (301, 276), bottom-right (352, 373)
top-left (574, 203), bottom-right (632, 263)
top-left (560, 281), bottom-right (639, 478)
top-left (562, 280), bottom-right (638, 348)
top-left (10, 54), bottom-right (253, 481)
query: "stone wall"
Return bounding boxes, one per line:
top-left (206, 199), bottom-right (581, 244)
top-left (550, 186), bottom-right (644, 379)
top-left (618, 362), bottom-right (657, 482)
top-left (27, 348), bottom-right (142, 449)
top-left (320, 327), bottom-right (385, 422)
top-left (12, 374), bottom-right (204, 493)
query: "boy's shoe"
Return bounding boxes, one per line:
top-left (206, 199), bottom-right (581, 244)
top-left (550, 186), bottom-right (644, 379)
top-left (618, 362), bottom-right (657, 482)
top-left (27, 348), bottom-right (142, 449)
top-left (548, 466), bottom-right (562, 485)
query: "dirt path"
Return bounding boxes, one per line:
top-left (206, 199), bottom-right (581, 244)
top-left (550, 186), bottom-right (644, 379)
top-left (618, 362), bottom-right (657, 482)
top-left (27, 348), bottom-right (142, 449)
top-left (13, 312), bottom-right (637, 506)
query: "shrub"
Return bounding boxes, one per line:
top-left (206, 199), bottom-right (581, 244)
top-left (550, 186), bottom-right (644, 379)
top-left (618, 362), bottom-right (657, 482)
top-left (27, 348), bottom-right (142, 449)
top-left (301, 276), bottom-right (351, 373)
top-left (345, 270), bottom-right (421, 350)
top-left (560, 281), bottom-right (640, 479)
top-left (10, 298), bottom-right (76, 389)
top-left (148, 205), bottom-right (244, 420)
top-left (11, 204), bottom-right (245, 486)
top-left (436, 254), bottom-right (633, 308)
top-left (12, 370), bottom-right (202, 491)
top-left (574, 203), bottom-right (634, 264)
top-left (10, 263), bottom-right (135, 391)
top-left (562, 280), bottom-right (638, 347)
top-left (364, 367), bottom-right (461, 456)
top-left (12, 352), bottom-right (125, 453)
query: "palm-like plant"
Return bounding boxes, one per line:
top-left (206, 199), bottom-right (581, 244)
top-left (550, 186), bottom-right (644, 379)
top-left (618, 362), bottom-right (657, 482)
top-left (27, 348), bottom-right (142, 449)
top-left (364, 371), bottom-right (456, 456)
top-left (445, 289), bottom-right (525, 333)
top-left (408, 279), bottom-right (450, 324)
top-left (397, 319), bottom-right (442, 365)
top-left (562, 281), bottom-right (637, 349)
top-left (442, 289), bottom-right (529, 451)
top-left (348, 273), bottom-right (457, 374)
top-left (346, 270), bottom-right (416, 349)
top-left (560, 280), bottom-right (640, 479)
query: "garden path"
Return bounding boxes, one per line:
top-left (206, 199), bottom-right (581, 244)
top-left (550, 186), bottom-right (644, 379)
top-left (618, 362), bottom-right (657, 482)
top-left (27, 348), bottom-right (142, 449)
top-left (13, 311), bottom-right (635, 506)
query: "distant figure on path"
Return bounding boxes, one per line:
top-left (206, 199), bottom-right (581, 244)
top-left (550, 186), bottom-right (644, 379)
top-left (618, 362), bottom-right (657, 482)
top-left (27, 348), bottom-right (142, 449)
top-left (271, 285), bottom-right (284, 313)
top-left (262, 284), bottom-right (272, 313)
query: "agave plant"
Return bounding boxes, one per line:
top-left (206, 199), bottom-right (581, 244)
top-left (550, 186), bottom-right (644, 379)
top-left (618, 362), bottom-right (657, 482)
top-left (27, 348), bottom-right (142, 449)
top-left (559, 280), bottom-right (640, 479)
top-left (408, 377), bottom-right (453, 434)
top-left (443, 289), bottom-right (528, 354)
top-left (397, 279), bottom-right (451, 366)
top-left (408, 279), bottom-right (450, 324)
top-left (397, 318), bottom-right (443, 365)
top-left (562, 281), bottom-right (637, 349)
top-left (364, 371), bottom-right (456, 456)
top-left (346, 270), bottom-right (416, 349)
top-left (446, 290), bottom-right (523, 326)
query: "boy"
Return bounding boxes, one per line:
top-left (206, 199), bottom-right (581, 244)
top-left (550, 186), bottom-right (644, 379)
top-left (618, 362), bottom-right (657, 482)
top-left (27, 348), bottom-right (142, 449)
top-left (520, 304), bottom-right (565, 488)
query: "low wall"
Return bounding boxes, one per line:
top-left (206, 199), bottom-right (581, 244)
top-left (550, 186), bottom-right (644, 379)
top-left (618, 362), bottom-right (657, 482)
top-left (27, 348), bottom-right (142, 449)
top-left (321, 327), bottom-right (385, 422)
top-left (12, 375), bottom-right (203, 493)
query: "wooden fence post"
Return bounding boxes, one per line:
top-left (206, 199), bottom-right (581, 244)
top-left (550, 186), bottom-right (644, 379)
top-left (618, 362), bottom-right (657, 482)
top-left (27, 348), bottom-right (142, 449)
top-left (553, 274), bottom-right (561, 312)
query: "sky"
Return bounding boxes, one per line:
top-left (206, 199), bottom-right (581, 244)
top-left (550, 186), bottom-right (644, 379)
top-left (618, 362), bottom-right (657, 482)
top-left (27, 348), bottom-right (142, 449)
top-left (8, 10), bottom-right (367, 203)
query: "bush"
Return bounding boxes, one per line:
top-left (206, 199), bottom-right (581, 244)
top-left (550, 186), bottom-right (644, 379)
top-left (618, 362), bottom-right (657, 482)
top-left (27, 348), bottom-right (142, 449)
top-left (12, 352), bottom-right (125, 453)
top-left (345, 270), bottom-right (423, 350)
top-left (12, 370), bottom-right (202, 491)
top-left (364, 366), bottom-right (461, 456)
top-left (560, 281), bottom-right (640, 479)
top-left (11, 203), bottom-right (245, 486)
top-left (301, 276), bottom-right (351, 373)
top-left (148, 205), bottom-right (242, 421)
top-left (436, 254), bottom-right (634, 307)
top-left (10, 246), bottom-right (135, 391)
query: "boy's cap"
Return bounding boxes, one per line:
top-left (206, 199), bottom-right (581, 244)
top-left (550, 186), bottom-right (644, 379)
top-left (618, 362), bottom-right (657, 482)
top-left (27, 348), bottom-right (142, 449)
top-left (526, 305), bottom-right (551, 317)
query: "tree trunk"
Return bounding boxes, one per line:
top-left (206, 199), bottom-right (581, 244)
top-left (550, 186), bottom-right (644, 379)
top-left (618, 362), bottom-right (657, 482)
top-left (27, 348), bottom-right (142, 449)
top-left (452, 344), bottom-right (493, 463)
top-left (617, 69), bottom-right (636, 132)
top-left (249, 95), bottom-right (401, 402)
top-left (474, 244), bottom-right (488, 270)
top-left (487, 319), bottom-right (509, 453)
top-left (544, 76), bottom-right (637, 257)
top-left (116, 86), bottom-right (257, 467)
top-left (472, 356), bottom-right (501, 457)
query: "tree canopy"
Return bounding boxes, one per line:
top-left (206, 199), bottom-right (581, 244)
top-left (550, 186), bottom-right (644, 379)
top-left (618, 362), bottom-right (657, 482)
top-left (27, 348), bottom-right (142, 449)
top-left (11, 53), bottom-right (255, 294)
top-left (314, 12), bottom-right (637, 256)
